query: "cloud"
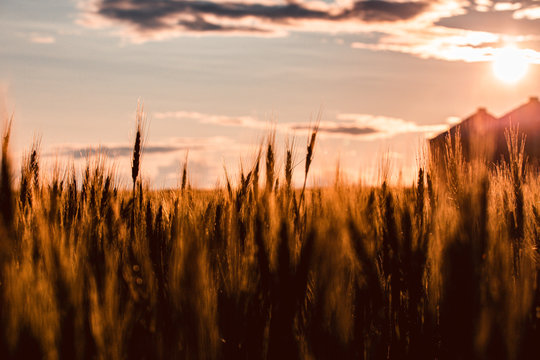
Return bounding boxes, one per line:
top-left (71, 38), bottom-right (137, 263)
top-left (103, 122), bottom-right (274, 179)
top-left (154, 110), bottom-right (265, 129)
top-left (474, 0), bottom-right (493, 12)
top-left (436, 6), bottom-right (540, 35)
top-left (45, 142), bottom-right (200, 159)
top-left (513, 6), bottom-right (540, 20)
top-left (28, 33), bottom-right (56, 44)
top-left (333, 113), bottom-right (448, 139)
top-left (76, 0), bottom-right (540, 63)
top-left (340, 1), bottom-right (429, 22)
top-left (494, 2), bottom-right (522, 11)
top-left (352, 25), bottom-right (540, 63)
top-left (79, 0), bottom-right (433, 41)
top-left (156, 108), bottom-right (447, 140)
top-left (291, 123), bottom-right (378, 136)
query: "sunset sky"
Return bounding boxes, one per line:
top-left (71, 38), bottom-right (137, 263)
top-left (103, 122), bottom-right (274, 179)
top-left (2, 0), bottom-right (540, 187)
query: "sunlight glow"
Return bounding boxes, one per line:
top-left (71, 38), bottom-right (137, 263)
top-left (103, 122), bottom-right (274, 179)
top-left (492, 46), bottom-right (529, 84)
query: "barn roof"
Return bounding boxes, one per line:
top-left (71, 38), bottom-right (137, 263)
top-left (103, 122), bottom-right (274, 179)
top-left (429, 97), bottom-right (540, 162)
top-left (497, 97), bottom-right (540, 133)
top-left (429, 107), bottom-right (497, 145)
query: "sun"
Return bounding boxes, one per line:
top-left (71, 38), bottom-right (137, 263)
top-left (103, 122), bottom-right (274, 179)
top-left (492, 46), bottom-right (529, 84)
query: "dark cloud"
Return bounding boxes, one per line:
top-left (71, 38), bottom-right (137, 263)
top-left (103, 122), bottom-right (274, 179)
top-left (292, 124), bottom-right (379, 136)
top-left (177, 15), bottom-right (268, 32)
top-left (87, 0), bottom-right (430, 34)
top-left (342, 1), bottom-right (429, 22)
top-left (51, 144), bottom-right (197, 159)
top-left (322, 125), bottom-right (379, 135)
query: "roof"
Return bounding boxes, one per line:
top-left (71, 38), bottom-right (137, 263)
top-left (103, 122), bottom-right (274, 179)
top-left (429, 96), bottom-right (540, 162)
top-left (430, 107), bottom-right (497, 145)
top-left (497, 96), bottom-right (540, 133)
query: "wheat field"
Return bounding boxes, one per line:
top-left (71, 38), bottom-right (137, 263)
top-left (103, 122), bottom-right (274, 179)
top-left (0, 111), bottom-right (539, 360)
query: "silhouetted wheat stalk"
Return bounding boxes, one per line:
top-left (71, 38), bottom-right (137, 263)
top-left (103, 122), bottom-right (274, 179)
top-left (300, 121), bottom-right (319, 206)
top-left (181, 151), bottom-right (189, 192)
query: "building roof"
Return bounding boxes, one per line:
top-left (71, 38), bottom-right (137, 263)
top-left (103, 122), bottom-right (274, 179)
top-left (429, 96), bottom-right (540, 162)
top-left (430, 107), bottom-right (497, 145)
top-left (497, 96), bottom-right (540, 133)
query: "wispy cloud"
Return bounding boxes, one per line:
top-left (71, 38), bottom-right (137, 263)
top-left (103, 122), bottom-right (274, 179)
top-left (154, 110), bottom-right (265, 129)
top-left (352, 26), bottom-right (540, 63)
top-left (513, 6), bottom-right (540, 20)
top-left (331, 113), bottom-right (448, 139)
top-left (290, 123), bottom-right (378, 136)
top-left (494, 2), bottom-right (522, 12)
top-left (48, 143), bottom-right (196, 159)
top-left (474, 0), bottom-right (493, 13)
top-left (28, 33), bottom-right (56, 44)
top-left (155, 109), bottom-right (447, 139)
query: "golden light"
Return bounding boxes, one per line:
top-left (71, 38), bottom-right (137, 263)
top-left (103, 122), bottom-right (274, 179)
top-left (492, 46), bottom-right (529, 84)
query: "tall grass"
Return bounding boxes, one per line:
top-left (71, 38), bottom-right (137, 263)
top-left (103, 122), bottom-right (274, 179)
top-left (0, 111), bottom-right (539, 359)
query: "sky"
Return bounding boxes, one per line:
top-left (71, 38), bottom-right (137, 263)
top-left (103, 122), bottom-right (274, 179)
top-left (1, 0), bottom-right (540, 188)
